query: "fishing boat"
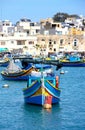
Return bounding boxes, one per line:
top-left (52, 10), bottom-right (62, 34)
top-left (61, 61), bottom-right (85, 67)
top-left (1, 60), bottom-right (38, 80)
top-left (23, 59), bottom-right (62, 108)
top-left (20, 57), bottom-right (62, 69)
top-left (23, 72), bottom-right (60, 108)
top-left (0, 57), bottom-right (10, 67)
top-left (20, 58), bottom-right (52, 70)
top-left (61, 55), bottom-right (85, 67)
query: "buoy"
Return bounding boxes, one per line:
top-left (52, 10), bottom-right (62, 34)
top-left (2, 84), bottom-right (9, 88)
top-left (60, 70), bottom-right (65, 74)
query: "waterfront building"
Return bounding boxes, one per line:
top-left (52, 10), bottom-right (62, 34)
top-left (37, 34), bottom-right (85, 55)
top-left (0, 20), bottom-right (15, 36)
top-left (0, 17), bottom-right (85, 56)
top-left (40, 18), bottom-right (69, 35)
top-left (15, 18), bottom-right (40, 36)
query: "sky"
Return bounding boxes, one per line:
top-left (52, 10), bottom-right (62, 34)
top-left (0, 0), bottom-right (85, 24)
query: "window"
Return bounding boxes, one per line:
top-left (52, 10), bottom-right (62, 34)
top-left (30, 23), bottom-right (34, 26)
top-left (49, 48), bottom-right (52, 50)
top-left (17, 41), bottom-right (25, 45)
top-left (17, 41), bottom-right (22, 45)
top-left (36, 30), bottom-right (39, 33)
top-left (73, 39), bottom-right (77, 46)
top-left (27, 31), bottom-right (29, 35)
top-left (68, 42), bottom-right (70, 44)
top-left (42, 39), bottom-right (45, 41)
top-left (54, 41), bottom-right (56, 44)
top-left (54, 48), bottom-right (56, 51)
top-left (57, 24), bottom-right (60, 27)
top-left (60, 39), bottom-right (63, 45)
top-left (29, 41), bottom-right (34, 44)
top-left (49, 39), bottom-right (52, 45)
top-left (1, 42), bottom-right (5, 45)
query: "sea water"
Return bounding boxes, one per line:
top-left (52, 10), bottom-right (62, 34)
top-left (0, 67), bottom-right (85, 130)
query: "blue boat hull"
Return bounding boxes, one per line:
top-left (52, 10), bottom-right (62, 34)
top-left (1, 74), bottom-right (29, 80)
top-left (0, 61), bottom-right (9, 67)
top-left (1, 67), bottom-right (35, 81)
top-left (23, 76), bottom-right (61, 106)
top-left (62, 62), bottom-right (85, 67)
top-left (24, 95), bottom-right (60, 105)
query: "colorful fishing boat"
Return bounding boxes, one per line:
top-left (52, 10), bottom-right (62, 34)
top-left (61, 55), bottom-right (85, 67)
top-left (23, 68), bottom-right (61, 108)
top-left (61, 61), bottom-right (85, 67)
top-left (1, 60), bottom-right (38, 80)
top-left (0, 57), bottom-right (10, 67)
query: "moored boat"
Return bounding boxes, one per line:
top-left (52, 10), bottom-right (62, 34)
top-left (61, 61), bottom-right (85, 67)
top-left (1, 60), bottom-right (38, 80)
top-left (60, 55), bottom-right (85, 67)
top-left (0, 57), bottom-right (10, 67)
top-left (23, 69), bottom-right (61, 108)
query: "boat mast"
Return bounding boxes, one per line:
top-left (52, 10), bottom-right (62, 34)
top-left (40, 49), bottom-right (46, 105)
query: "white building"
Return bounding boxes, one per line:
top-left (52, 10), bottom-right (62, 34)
top-left (15, 18), bottom-right (40, 36)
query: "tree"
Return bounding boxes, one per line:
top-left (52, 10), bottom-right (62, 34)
top-left (69, 14), bottom-right (80, 19)
top-left (53, 12), bottom-right (69, 22)
top-left (53, 12), bottom-right (80, 22)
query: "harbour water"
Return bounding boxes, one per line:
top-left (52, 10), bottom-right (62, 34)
top-left (0, 66), bottom-right (85, 130)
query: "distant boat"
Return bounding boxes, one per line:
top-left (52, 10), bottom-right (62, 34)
top-left (61, 55), bottom-right (85, 67)
top-left (1, 60), bottom-right (38, 80)
top-left (61, 61), bottom-right (85, 67)
top-left (20, 58), bottom-right (62, 70)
